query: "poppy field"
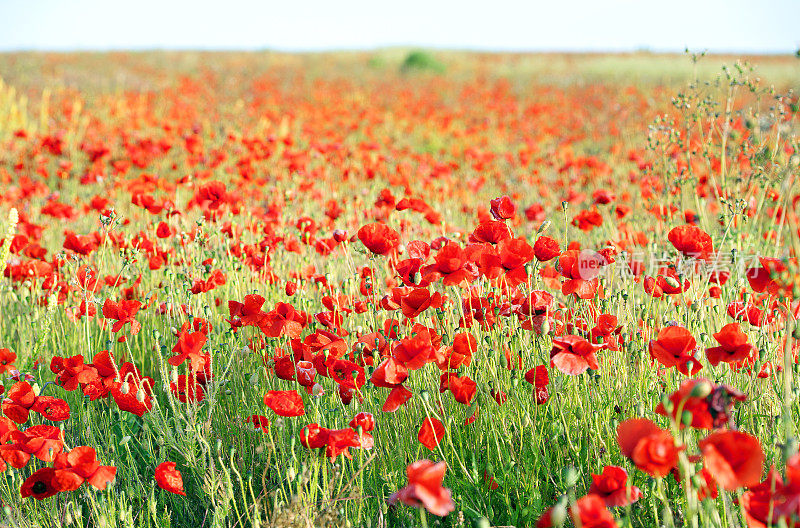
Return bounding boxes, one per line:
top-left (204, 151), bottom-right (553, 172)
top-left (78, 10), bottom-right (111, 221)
top-left (0, 51), bottom-right (798, 527)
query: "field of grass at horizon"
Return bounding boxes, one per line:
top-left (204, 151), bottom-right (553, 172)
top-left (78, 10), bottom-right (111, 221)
top-left (0, 50), bottom-right (798, 93)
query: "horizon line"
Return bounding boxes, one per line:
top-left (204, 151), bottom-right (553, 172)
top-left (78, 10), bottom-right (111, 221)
top-left (0, 45), bottom-right (797, 57)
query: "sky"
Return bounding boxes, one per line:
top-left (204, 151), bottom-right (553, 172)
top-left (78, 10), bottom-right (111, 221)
top-left (0, 0), bottom-right (797, 54)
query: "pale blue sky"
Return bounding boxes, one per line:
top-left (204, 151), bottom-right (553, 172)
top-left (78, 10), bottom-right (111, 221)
top-left (0, 0), bottom-right (797, 53)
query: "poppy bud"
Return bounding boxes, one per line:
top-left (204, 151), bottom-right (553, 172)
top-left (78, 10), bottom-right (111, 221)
top-left (136, 387), bottom-right (146, 402)
top-left (663, 276), bottom-right (680, 289)
top-left (119, 381), bottom-right (130, 395)
top-left (550, 503), bottom-right (568, 527)
top-left (561, 466), bottom-right (578, 487)
top-left (689, 380), bottom-right (713, 398)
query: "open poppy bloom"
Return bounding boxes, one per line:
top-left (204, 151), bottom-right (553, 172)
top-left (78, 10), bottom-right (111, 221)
top-left (263, 390), bottom-right (305, 417)
top-left (705, 323), bottom-right (756, 366)
top-left (655, 378), bottom-right (746, 429)
top-left (490, 195), bottom-right (516, 220)
top-left (417, 417), bottom-right (445, 450)
top-left (357, 222), bottom-right (399, 255)
top-left (524, 365), bottom-right (550, 404)
top-left (0, 348), bottom-right (17, 374)
top-left (389, 459), bottom-right (454, 517)
top-left (668, 225), bottom-right (714, 259)
top-left (155, 461), bottom-right (186, 495)
top-left (616, 418), bottom-right (682, 477)
top-left (102, 299), bottom-right (143, 334)
top-left (699, 430), bottom-right (764, 490)
top-left (533, 236), bottom-right (560, 262)
top-left (550, 335), bottom-right (603, 375)
top-left (537, 494), bottom-right (619, 528)
top-left (588, 465), bottom-right (642, 506)
top-left (53, 446), bottom-right (117, 490)
top-left (21, 468), bottom-right (76, 500)
top-left (649, 325), bottom-right (702, 375)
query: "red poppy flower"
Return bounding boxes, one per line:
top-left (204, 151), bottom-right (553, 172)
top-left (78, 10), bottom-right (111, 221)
top-left (382, 386), bottom-right (413, 412)
top-left (649, 326), bottom-right (702, 375)
top-left (399, 287), bottom-right (443, 319)
top-left (699, 431), bottom-right (764, 490)
top-left (263, 390), bottom-right (305, 417)
top-left (705, 323), bottom-right (756, 366)
top-left (111, 362), bottom-right (154, 417)
top-left (50, 355), bottom-right (99, 391)
top-left (245, 415), bottom-right (270, 433)
top-left (168, 331), bottom-right (208, 372)
top-left (349, 412), bottom-right (375, 433)
top-left (102, 299), bottom-right (142, 335)
top-left (490, 195), bottom-right (516, 220)
top-left (357, 222), bottom-right (399, 256)
top-left (0, 348), bottom-right (17, 374)
top-left (300, 423), bottom-right (330, 449)
top-left (53, 446), bottom-right (117, 490)
top-left (739, 467), bottom-right (784, 527)
top-left (370, 357), bottom-right (409, 388)
top-left (417, 417), bottom-right (445, 450)
top-left (155, 461), bottom-right (186, 495)
top-left (0, 425), bottom-right (64, 468)
top-left (324, 428), bottom-right (362, 459)
top-left (21, 468), bottom-right (72, 500)
top-left (726, 301), bottom-right (771, 327)
top-left (170, 374), bottom-right (205, 403)
top-left (571, 494), bottom-right (618, 528)
top-left (447, 374), bottom-right (477, 405)
top-left (668, 225), bottom-right (714, 259)
top-left (556, 250), bottom-right (602, 299)
top-left (747, 257), bottom-right (793, 297)
top-left (524, 365), bottom-right (550, 404)
top-left (227, 294), bottom-right (267, 329)
top-left (533, 236), bottom-right (560, 262)
top-left (469, 220), bottom-right (512, 244)
top-left (550, 335), bottom-right (602, 375)
top-left (655, 378), bottom-right (745, 429)
top-left (32, 396), bottom-right (71, 421)
top-left (394, 334), bottom-right (436, 370)
top-left (537, 494), bottom-right (618, 528)
top-left (3, 381), bottom-right (37, 423)
top-left (422, 242), bottom-right (479, 287)
top-left (260, 302), bottom-right (307, 338)
top-left (437, 332), bottom-right (476, 369)
top-left (389, 459), bottom-right (454, 517)
top-left (617, 418), bottom-right (681, 477)
top-left (588, 465), bottom-right (642, 506)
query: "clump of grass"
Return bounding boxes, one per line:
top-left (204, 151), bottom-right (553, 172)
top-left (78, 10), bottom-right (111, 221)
top-left (400, 50), bottom-right (445, 74)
